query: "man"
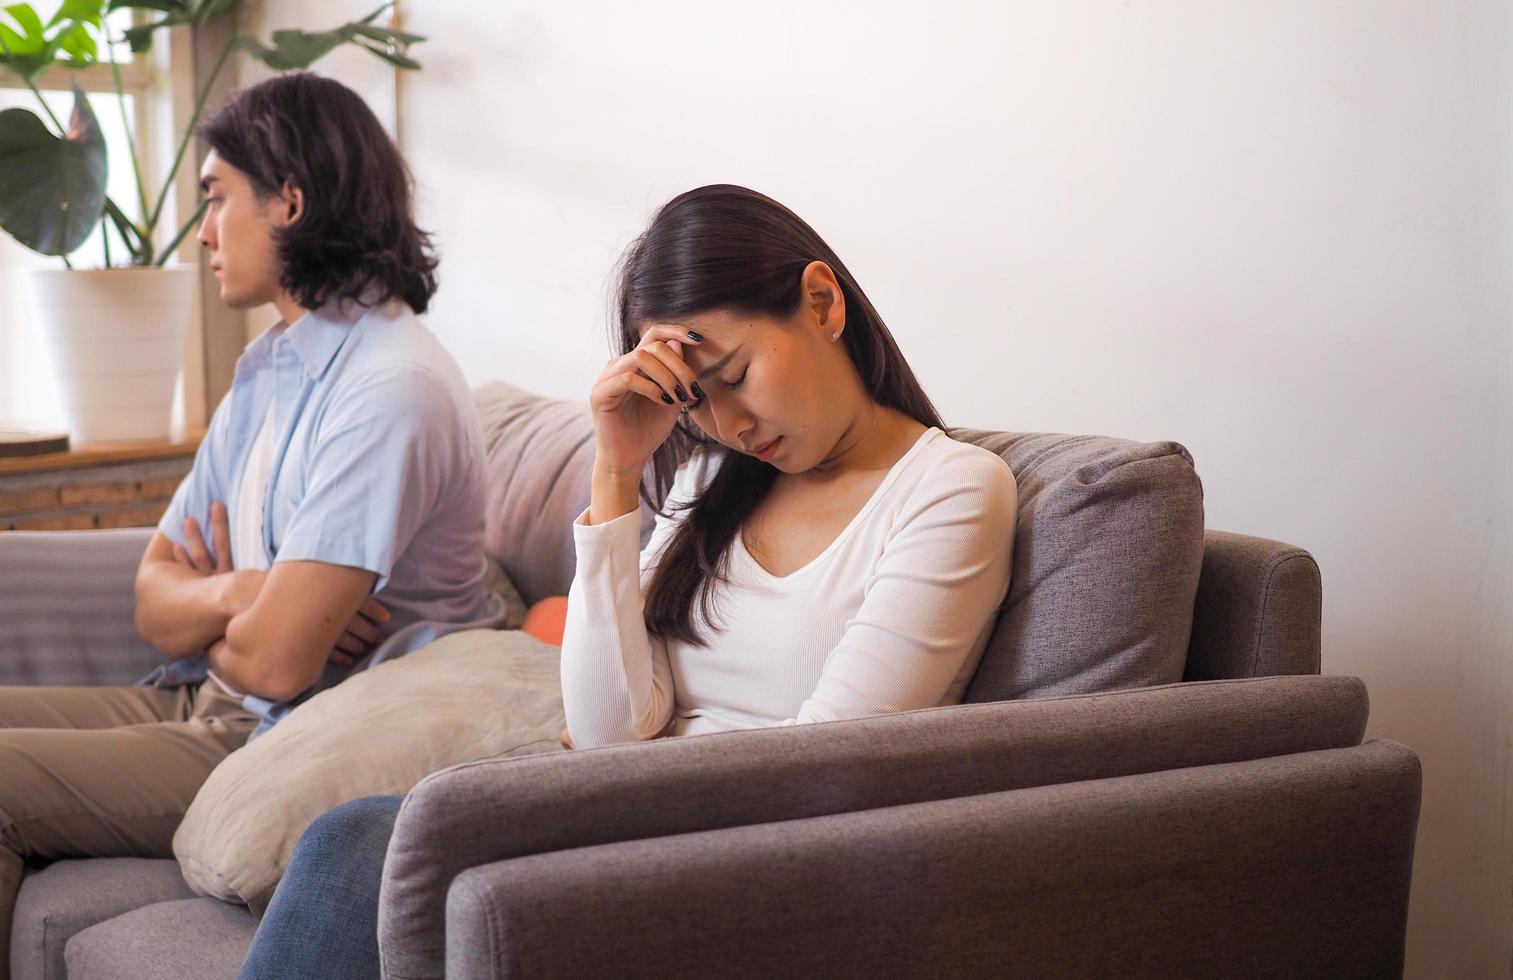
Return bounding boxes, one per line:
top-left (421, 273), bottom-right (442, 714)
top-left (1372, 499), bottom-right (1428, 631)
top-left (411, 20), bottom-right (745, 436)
top-left (0, 73), bottom-right (505, 976)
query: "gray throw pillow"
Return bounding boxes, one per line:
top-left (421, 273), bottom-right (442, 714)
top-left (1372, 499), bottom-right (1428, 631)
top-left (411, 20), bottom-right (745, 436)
top-left (952, 430), bottom-right (1205, 702)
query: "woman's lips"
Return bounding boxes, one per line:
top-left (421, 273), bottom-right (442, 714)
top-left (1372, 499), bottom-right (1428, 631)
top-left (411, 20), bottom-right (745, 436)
top-left (753, 437), bottom-right (782, 461)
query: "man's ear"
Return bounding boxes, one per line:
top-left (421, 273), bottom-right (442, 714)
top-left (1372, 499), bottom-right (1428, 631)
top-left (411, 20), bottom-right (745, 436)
top-left (276, 180), bottom-right (305, 226)
top-left (800, 260), bottom-right (846, 340)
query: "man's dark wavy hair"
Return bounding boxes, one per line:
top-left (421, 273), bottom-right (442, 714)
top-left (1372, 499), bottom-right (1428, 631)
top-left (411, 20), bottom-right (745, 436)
top-left (199, 72), bottom-right (438, 313)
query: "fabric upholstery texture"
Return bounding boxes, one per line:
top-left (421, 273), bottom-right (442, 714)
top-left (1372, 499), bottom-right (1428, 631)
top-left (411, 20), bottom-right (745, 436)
top-left (475, 381), bottom-right (654, 605)
top-left (2, 382), bottom-right (1347, 979)
top-left (379, 674), bottom-right (1366, 979)
top-left (11, 858), bottom-right (195, 980)
top-left (63, 897), bottom-right (255, 980)
top-left (444, 740), bottom-right (1420, 980)
top-left (950, 428), bottom-right (1206, 703)
top-left (174, 629), bottom-right (564, 914)
top-left (473, 381), bottom-right (1208, 704)
top-left (0, 528), bottom-right (160, 687)
top-left (1186, 530), bottom-right (1323, 679)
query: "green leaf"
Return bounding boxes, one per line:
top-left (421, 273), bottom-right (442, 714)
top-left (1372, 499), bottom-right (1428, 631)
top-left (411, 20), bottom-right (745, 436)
top-left (0, 24), bottom-right (63, 77)
top-left (0, 22), bottom-right (33, 58)
top-left (106, 0), bottom-right (181, 12)
top-left (0, 84), bottom-right (108, 256)
top-left (115, 0), bottom-right (232, 52)
top-left (238, 3), bottom-right (425, 72)
top-left (48, 0), bottom-right (105, 28)
top-left (239, 26), bottom-right (340, 69)
top-left (350, 23), bottom-right (424, 46)
top-left (55, 21), bottom-right (97, 62)
top-left (120, 14), bottom-right (168, 51)
top-left (4, 3), bottom-right (44, 39)
top-left (0, 1), bottom-right (98, 75)
top-left (0, 4), bottom-right (48, 76)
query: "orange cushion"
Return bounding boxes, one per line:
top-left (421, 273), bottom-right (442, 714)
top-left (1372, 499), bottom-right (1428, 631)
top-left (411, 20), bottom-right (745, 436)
top-left (521, 596), bottom-right (568, 647)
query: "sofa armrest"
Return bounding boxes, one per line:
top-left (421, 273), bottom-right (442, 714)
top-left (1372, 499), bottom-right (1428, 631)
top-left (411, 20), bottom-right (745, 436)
top-left (377, 674), bottom-right (1368, 980)
top-left (444, 740), bottom-right (1420, 980)
top-left (1185, 530), bottom-right (1322, 680)
top-left (0, 528), bottom-right (164, 686)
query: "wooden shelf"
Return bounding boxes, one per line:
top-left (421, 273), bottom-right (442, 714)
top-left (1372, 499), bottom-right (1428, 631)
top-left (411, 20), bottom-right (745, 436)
top-left (0, 430), bottom-right (205, 477)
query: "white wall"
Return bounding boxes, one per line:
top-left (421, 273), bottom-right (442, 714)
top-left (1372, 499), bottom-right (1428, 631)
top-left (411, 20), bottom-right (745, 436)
top-left (279, 2), bottom-right (1513, 974)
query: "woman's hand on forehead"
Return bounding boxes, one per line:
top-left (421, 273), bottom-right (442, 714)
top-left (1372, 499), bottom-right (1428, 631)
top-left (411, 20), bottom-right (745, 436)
top-left (637, 323), bottom-right (710, 369)
top-left (587, 324), bottom-right (708, 496)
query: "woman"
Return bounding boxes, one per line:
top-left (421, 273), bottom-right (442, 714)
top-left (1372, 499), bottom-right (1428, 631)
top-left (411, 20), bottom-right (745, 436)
top-left (239, 184), bottom-right (1016, 979)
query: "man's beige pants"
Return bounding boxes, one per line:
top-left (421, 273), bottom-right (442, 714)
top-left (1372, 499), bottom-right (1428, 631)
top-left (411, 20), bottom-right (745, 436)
top-left (0, 677), bottom-right (256, 980)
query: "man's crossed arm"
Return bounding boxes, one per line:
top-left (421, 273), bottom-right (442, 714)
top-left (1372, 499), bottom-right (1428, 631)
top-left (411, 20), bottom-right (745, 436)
top-left (134, 503), bottom-right (390, 703)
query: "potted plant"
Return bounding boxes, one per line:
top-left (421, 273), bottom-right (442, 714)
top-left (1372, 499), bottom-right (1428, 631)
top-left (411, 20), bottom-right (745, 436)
top-left (0, 1), bottom-right (424, 441)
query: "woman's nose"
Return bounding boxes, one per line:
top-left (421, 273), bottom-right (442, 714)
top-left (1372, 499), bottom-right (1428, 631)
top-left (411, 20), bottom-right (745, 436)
top-left (701, 394), bottom-right (753, 447)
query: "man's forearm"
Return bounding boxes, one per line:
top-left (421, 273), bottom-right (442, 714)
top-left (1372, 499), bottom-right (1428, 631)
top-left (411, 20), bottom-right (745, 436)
top-left (133, 561), bottom-right (262, 658)
top-left (206, 560), bottom-right (378, 703)
top-left (209, 616), bottom-right (324, 704)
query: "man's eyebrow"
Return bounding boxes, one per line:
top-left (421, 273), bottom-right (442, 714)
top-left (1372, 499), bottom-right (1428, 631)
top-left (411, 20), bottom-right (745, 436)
top-left (694, 345), bottom-right (743, 380)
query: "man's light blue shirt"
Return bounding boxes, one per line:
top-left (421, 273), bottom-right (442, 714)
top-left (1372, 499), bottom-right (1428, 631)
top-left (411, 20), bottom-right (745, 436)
top-left (148, 299), bottom-right (507, 735)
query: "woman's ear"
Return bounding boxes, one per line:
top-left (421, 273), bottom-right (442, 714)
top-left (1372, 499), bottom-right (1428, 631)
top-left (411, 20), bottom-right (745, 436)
top-left (276, 180), bottom-right (305, 226)
top-left (801, 260), bottom-right (845, 341)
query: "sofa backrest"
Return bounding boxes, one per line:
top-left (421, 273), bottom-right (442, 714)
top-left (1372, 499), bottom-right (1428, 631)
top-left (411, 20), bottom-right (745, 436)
top-left (475, 383), bottom-right (1205, 699)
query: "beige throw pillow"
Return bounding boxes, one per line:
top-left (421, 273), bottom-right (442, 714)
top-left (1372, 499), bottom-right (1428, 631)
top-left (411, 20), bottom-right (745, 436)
top-left (173, 628), bottom-right (564, 914)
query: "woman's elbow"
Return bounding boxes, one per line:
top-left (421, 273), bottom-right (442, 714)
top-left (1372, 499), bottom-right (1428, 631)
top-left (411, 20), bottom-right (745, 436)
top-left (560, 710), bottom-right (643, 750)
top-left (561, 716), bottom-right (618, 750)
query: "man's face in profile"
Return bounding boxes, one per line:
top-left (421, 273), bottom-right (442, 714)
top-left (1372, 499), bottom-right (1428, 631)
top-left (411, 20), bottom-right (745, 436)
top-left (196, 151), bottom-right (295, 310)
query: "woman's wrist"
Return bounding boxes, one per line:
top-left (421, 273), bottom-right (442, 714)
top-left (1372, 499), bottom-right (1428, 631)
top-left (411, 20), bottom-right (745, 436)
top-left (588, 458), bottom-right (644, 525)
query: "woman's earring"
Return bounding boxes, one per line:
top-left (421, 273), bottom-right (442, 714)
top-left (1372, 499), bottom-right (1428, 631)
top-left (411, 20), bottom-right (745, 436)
top-left (830, 331), bottom-right (840, 342)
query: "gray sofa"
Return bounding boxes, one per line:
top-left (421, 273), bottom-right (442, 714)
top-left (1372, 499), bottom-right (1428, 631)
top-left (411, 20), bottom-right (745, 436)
top-left (0, 381), bottom-right (1419, 979)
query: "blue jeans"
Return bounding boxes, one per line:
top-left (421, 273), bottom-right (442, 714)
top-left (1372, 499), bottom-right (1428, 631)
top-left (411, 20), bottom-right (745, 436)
top-left (239, 795), bottom-right (404, 980)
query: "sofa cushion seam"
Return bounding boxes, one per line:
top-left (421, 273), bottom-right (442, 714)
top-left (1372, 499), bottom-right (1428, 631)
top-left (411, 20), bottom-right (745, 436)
top-left (40, 910), bottom-right (53, 977)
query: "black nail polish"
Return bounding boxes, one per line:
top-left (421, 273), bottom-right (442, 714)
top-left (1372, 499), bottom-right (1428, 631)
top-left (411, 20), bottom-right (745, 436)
top-left (661, 393), bottom-right (675, 405)
top-left (690, 381), bottom-right (705, 400)
top-left (687, 330), bottom-right (704, 342)
top-left (673, 385), bottom-right (688, 403)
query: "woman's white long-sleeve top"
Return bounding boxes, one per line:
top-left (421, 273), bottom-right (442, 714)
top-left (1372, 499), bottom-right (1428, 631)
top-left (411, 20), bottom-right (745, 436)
top-left (561, 427), bottom-right (1017, 747)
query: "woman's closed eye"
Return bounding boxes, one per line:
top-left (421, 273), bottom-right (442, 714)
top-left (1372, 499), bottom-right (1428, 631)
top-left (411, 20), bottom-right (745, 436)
top-left (687, 367), bottom-right (746, 415)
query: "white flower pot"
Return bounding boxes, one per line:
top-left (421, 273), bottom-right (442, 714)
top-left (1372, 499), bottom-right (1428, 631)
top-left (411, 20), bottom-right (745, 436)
top-left (23, 266), bottom-right (196, 443)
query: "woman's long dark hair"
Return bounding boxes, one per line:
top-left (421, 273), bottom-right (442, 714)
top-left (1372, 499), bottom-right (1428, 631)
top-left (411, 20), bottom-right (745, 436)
top-left (200, 72), bottom-right (439, 313)
top-left (618, 184), bottom-right (944, 645)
